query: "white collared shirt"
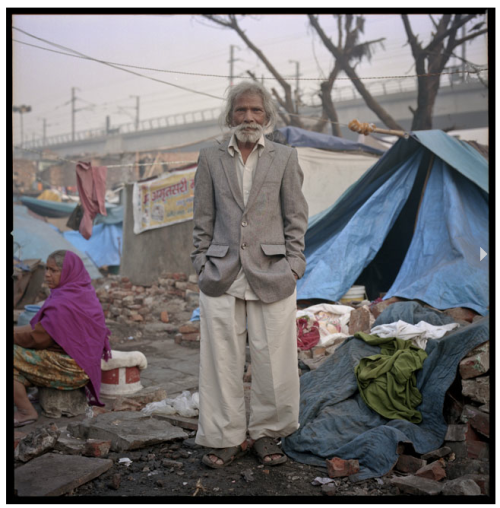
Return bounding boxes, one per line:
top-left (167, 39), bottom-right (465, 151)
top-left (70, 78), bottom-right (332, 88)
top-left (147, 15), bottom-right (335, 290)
top-left (225, 133), bottom-right (266, 300)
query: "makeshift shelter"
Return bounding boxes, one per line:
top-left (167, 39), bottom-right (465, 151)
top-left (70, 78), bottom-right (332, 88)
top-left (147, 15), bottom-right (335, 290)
top-left (63, 206), bottom-right (123, 268)
top-left (278, 126), bottom-right (384, 217)
top-left (13, 204), bottom-right (101, 279)
top-left (297, 130), bottom-right (489, 316)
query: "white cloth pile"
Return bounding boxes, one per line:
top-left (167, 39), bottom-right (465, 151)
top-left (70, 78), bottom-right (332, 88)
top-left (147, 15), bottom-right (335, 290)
top-left (370, 320), bottom-right (460, 350)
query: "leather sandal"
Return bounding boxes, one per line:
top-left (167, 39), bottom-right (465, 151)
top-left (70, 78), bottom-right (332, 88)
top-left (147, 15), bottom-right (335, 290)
top-left (253, 437), bottom-right (288, 466)
top-left (201, 444), bottom-right (248, 469)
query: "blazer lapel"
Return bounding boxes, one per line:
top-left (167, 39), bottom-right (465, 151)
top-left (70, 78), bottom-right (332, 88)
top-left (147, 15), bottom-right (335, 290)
top-left (245, 142), bottom-right (275, 212)
top-left (219, 142), bottom-right (245, 212)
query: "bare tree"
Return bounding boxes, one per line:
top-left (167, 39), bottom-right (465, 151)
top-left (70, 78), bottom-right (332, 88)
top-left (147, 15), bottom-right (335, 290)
top-left (402, 14), bottom-right (487, 130)
top-left (309, 14), bottom-right (404, 131)
top-left (311, 15), bottom-right (387, 136)
top-left (202, 15), bottom-right (304, 128)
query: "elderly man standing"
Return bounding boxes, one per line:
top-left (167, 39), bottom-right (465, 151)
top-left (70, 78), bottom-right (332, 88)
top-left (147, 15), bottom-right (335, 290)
top-left (191, 81), bottom-right (308, 468)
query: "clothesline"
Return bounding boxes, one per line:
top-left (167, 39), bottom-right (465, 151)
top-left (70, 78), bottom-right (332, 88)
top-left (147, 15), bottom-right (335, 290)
top-left (13, 145), bottom-right (198, 169)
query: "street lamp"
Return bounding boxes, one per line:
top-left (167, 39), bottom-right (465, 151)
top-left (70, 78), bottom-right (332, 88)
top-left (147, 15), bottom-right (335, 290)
top-left (13, 104), bottom-right (32, 147)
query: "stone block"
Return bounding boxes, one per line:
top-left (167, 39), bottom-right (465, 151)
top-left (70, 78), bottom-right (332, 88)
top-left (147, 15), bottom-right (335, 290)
top-left (130, 314), bottom-right (144, 322)
top-left (390, 475), bottom-right (443, 495)
top-left (54, 430), bottom-right (86, 455)
top-left (39, 387), bottom-right (88, 418)
top-left (460, 405), bottom-right (489, 438)
top-left (442, 478), bottom-right (482, 496)
top-left (421, 446), bottom-right (452, 461)
top-left (160, 311), bottom-right (169, 323)
top-left (465, 341), bottom-right (489, 358)
top-left (459, 352), bottom-right (489, 379)
top-left (395, 455), bottom-right (427, 474)
top-left (153, 414), bottom-right (199, 431)
top-left (174, 333), bottom-right (183, 345)
top-left (462, 376), bottom-right (489, 404)
top-left (188, 274), bottom-right (198, 284)
top-left (186, 283), bottom-right (199, 293)
top-left (175, 282), bottom-right (188, 290)
top-left (348, 306), bottom-right (371, 335)
top-left (326, 457), bottom-right (359, 478)
top-left (444, 424), bottom-right (467, 441)
top-left (415, 459), bottom-right (446, 481)
top-left (138, 307), bottom-right (150, 316)
top-left (161, 458), bottom-right (184, 469)
top-left (16, 423), bottom-right (60, 463)
top-left (321, 483), bottom-right (337, 496)
top-left (460, 474), bottom-right (489, 496)
top-left (446, 459), bottom-right (489, 480)
top-left (83, 439), bottom-right (111, 458)
top-left (465, 440), bottom-right (489, 460)
top-left (168, 288), bottom-right (186, 298)
top-left (14, 453), bottom-right (113, 497)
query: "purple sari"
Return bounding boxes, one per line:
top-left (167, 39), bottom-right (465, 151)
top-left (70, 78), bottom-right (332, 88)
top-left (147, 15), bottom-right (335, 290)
top-left (31, 251), bottom-right (111, 406)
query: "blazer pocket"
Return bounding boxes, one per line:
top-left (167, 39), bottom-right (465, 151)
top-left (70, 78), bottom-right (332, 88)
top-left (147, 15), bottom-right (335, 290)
top-left (206, 244), bottom-right (229, 258)
top-left (261, 244), bottom-right (286, 256)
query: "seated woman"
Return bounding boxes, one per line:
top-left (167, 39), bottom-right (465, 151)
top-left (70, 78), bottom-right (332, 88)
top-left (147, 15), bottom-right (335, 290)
top-left (14, 250), bottom-right (111, 427)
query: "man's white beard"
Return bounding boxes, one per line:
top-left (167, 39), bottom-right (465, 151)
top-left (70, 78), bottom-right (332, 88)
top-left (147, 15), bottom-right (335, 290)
top-left (234, 122), bottom-right (264, 144)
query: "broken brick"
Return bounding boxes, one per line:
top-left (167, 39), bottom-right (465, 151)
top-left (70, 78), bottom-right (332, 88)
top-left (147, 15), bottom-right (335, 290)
top-left (395, 455), bottom-right (427, 474)
top-left (179, 323), bottom-right (200, 334)
top-left (348, 306), bottom-right (371, 335)
top-left (369, 297), bottom-right (401, 319)
top-left (181, 332), bottom-right (200, 342)
top-left (326, 457), bottom-right (360, 478)
top-left (459, 352), bottom-right (489, 379)
top-left (421, 447), bottom-right (452, 462)
top-left (415, 459), bottom-right (446, 481)
top-left (390, 475), bottom-right (443, 496)
top-left (444, 424), bottom-right (467, 442)
top-left (83, 439), bottom-right (111, 458)
top-left (443, 307), bottom-right (479, 323)
top-left (460, 405), bottom-right (489, 438)
top-left (462, 376), bottom-right (489, 404)
top-left (130, 314), bottom-right (144, 322)
top-left (160, 311), bottom-right (169, 323)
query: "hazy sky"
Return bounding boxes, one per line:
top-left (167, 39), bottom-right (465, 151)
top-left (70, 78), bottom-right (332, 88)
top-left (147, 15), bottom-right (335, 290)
top-left (12, 12), bottom-right (488, 145)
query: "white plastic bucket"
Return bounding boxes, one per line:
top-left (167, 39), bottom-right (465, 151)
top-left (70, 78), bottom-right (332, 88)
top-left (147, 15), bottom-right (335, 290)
top-left (340, 285), bottom-right (366, 304)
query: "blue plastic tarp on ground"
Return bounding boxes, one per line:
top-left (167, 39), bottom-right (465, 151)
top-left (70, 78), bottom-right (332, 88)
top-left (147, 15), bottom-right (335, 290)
top-left (13, 205), bottom-right (101, 279)
top-left (278, 126), bottom-right (384, 156)
top-left (282, 303), bottom-right (489, 481)
top-left (384, 158), bottom-right (489, 315)
top-left (63, 224), bottom-right (123, 268)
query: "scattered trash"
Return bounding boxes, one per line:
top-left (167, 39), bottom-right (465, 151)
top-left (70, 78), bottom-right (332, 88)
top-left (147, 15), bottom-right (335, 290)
top-left (311, 477), bottom-right (335, 486)
top-left (118, 458), bottom-right (132, 467)
top-left (128, 336), bottom-right (134, 340)
top-left (85, 406), bottom-right (94, 419)
top-left (241, 469), bottom-right (255, 482)
top-left (141, 390), bottom-right (200, 418)
top-left (193, 479), bottom-right (206, 496)
top-left (376, 478), bottom-right (384, 485)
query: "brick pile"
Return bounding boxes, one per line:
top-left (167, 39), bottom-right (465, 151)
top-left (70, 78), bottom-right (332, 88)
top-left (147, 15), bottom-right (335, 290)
top-left (95, 273), bottom-right (200, 346)
top-left (13, 159), bottom-right (37, 192)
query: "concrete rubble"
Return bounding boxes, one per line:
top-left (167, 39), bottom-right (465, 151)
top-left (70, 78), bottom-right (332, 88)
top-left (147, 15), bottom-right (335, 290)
top-left (67, 411), bottom-right (188, 451)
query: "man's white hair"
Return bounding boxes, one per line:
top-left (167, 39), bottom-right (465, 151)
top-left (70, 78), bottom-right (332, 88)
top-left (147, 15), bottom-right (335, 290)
top-left (222, 81), bottom-right (278, 132)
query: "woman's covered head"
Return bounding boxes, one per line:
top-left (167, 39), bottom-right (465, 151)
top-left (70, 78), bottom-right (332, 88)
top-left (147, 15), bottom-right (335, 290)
top-left (45, 250), bottom-right (67, 289)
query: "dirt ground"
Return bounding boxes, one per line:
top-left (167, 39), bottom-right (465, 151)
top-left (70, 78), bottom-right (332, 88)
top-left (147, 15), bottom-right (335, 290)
top-left (68, 438), bottom-right (401, 498)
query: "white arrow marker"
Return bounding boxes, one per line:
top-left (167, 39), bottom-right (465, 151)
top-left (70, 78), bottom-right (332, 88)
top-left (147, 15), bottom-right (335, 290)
top-left (480, 248), bottom-right (487, 261)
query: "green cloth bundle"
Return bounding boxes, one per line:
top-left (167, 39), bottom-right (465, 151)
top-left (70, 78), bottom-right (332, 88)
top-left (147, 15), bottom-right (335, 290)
top-left (354, 332), bottom-right (428, 423)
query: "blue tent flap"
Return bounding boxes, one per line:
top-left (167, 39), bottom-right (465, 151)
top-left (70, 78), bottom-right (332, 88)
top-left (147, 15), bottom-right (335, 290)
top-left (63, 224), bottom-right (123, 268)
top-left (298, 131), bottom-right (489, 315)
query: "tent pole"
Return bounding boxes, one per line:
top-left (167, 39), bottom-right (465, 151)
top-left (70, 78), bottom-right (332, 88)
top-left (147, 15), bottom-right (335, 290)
top-left (413, 154), bottom-right (435, 234)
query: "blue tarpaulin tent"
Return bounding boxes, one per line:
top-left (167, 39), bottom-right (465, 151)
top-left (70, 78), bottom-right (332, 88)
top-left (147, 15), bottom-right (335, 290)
top-left (297, 130), bottom-right (489, 315)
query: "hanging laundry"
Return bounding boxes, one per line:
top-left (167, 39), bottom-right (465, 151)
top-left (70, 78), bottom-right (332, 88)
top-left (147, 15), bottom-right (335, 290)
top-left (76, 162), bottom-right (107, 240)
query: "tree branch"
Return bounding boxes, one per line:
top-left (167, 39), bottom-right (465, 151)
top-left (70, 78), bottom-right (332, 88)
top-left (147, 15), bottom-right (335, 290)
top-left (425, 14), bottom-right (477, 54)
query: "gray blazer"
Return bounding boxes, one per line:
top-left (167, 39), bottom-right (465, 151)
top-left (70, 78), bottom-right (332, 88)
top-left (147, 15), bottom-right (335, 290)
top-left (191, 137), bottom-right (308, 303)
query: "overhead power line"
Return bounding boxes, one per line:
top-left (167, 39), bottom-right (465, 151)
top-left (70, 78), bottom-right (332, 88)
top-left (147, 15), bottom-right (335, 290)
top-left (13, 34), bottom-right (487, 83)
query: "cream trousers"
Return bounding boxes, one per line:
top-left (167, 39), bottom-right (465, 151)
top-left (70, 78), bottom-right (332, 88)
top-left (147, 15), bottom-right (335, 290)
top-left (195, 289), bottom-right (300, 448)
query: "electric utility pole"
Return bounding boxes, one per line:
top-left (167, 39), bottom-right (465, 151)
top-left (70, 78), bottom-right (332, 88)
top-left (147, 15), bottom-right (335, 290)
top-left (131, 95), bottom-right (140, 130)
top-left (229, 45), bottom-right (240, 86)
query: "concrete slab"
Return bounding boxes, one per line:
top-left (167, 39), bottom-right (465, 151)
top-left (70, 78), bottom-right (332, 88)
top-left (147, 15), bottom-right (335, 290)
top-left (15, 453), bottom-right (112, 497)
top-left (68, 411), bottom-right (188, 451)
top-left (152, 414), bottom-right (199, 431)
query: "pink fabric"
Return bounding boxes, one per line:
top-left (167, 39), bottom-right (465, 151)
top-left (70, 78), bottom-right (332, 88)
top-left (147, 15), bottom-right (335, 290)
top-left (76, 162), bottom-right (107, 240)
top-left (31, 251), bottom-right (111, 406)
top-left (296, 317), bottom-right (321, 350)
